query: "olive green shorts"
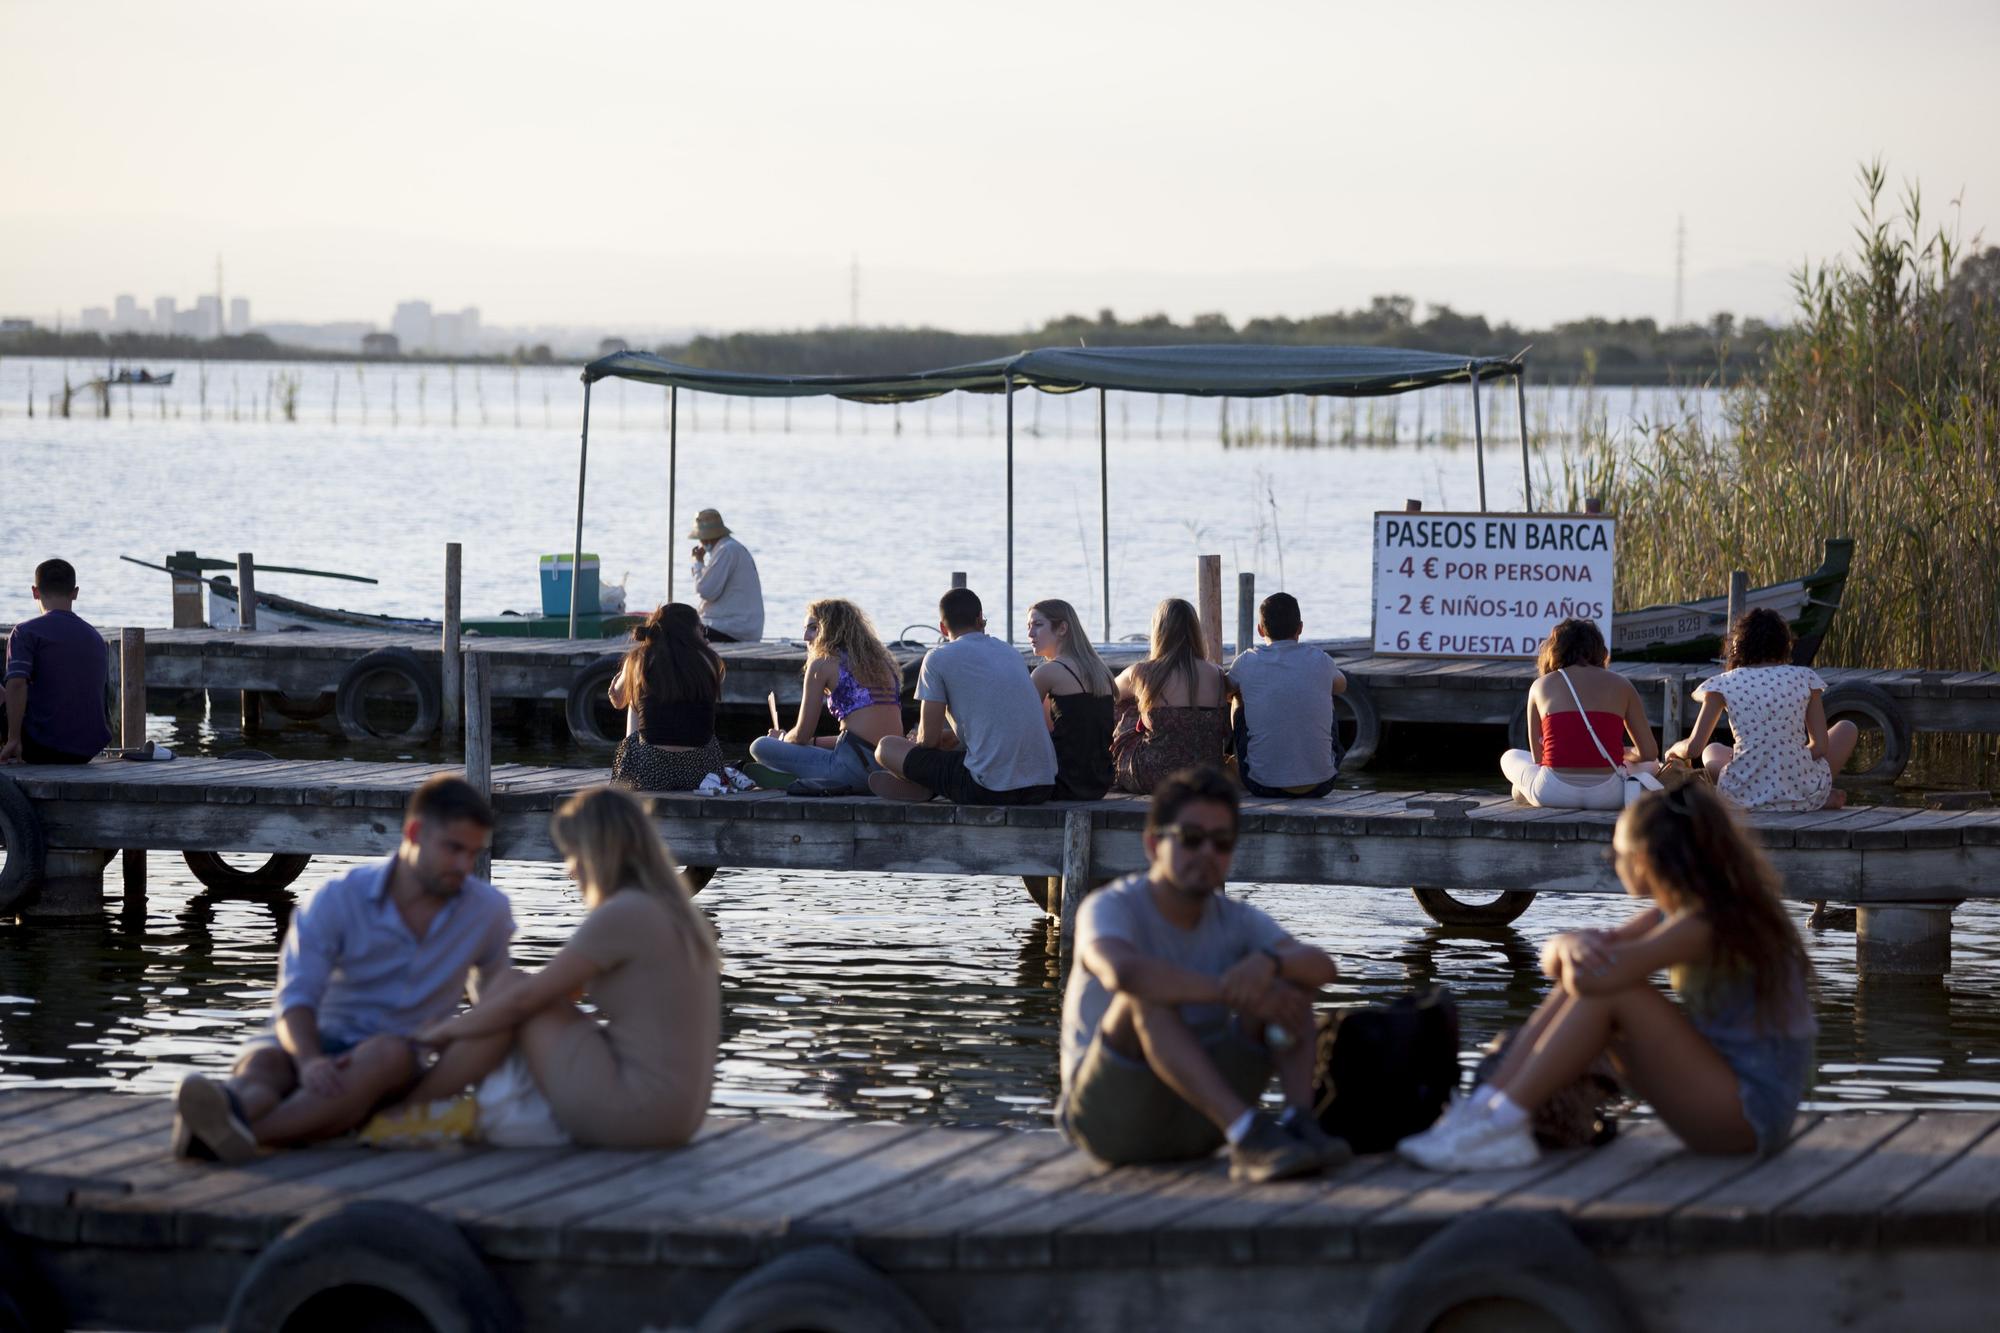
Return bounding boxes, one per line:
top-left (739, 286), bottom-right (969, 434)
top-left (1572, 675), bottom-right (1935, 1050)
top-left (1060, 1027), bottom-right (1273, 1165)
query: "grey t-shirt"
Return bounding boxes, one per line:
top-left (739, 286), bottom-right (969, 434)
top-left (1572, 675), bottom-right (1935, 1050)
top-left (1228, 639), bottom-right (1339, 788)
top-left (1059, 872), bottom-right (1292, 1089)
top-left (914, 631), bottom-right (1057, 792)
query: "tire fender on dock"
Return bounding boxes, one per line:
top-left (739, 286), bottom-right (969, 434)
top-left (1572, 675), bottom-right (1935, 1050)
top-left (695, 1247), bottom-right (935, 1333)
top-left (223, 1199), bottom-right (517, 1333)
top-left (335, 648), bottom-right (443, 744)
top-left (1364, 1210), bottom-right (1633, 1333)
top-left (1821, 681), bottom-right (1912, 782)
top-left (564, 655), bottom-right (625, 750)
top-left (1410, 887), bottom-right (1537, 928)
top-left (1338, 677), bottom-right (1383, 770)
top-left (180, 749), bottom-right (313, 896)
top-left (0, 775), bottom-right (48, 915)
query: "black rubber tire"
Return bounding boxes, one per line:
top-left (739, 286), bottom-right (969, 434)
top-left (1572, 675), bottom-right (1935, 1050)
top-left (1337, 677), bottom-right (1383, 770)
top-left (335, 649), bottom-right (442, 744)
top-left (260, 690), bottom-right (336, 722)
top-left (1822, 681), bottom-right (1912, 782)
top-left (223, 1199), bottom-right (517, 1333)
top-left (681, 866), bottom-right (717, 894)
top-left (563, 655), bottom-right (625, 750)
top-left (0, 775), bottom-right (47, 916)
top-left (1364, 1210), bottom-right (1634, 1333)
top-left (1023, 874), bottom-right (1055, 913)
top-left (1412, 886), bottom-right (1537, 927)
top-left (694, 1247), bottom-right (934, 1333)
top-left (184, 850), bottom-right (312, 895)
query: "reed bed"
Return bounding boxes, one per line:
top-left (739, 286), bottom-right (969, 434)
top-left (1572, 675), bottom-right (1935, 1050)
top-left (1551, 166), bottom-right (2000, 780)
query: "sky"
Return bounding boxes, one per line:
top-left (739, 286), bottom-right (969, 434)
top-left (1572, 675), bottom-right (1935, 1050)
top-left (4, 0), bottom-right (1998, 334)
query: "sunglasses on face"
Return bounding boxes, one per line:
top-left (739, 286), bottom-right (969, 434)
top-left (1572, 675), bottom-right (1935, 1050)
top-left (1160, 824), bottom-right (1238, 853)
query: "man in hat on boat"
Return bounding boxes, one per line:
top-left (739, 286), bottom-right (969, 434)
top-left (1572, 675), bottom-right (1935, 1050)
top-left (687, 508), bottom-right (764, 642)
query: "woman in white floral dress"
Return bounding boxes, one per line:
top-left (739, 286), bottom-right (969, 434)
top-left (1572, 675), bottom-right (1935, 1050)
top-left (1666, 608), bottom-right (1858, 811)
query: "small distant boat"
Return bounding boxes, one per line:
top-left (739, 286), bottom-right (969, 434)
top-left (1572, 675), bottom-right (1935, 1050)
top-left (105, 369), bottom-right (174, 386)
top-left (1611, 538), bottom-right (1853, 664)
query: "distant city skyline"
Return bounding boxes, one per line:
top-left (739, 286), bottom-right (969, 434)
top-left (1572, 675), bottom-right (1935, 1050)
top-left (5, 2), bottom-right (1995, 335)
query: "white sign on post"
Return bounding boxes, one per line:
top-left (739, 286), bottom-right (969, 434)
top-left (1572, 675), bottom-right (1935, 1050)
top-left (1371, 511), bottom-right (1616, 658)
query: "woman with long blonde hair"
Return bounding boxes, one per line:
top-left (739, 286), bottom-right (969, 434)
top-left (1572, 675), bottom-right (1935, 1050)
top-left (1399, 774), bottom-right (1816, 1171)
top-left (1027, 598), bottom-right (1115, 800)
top-left (416, 787), bottom-right (720, 1148)
top-left (1110, 597), bottom-right (1231, 794)
top-left (747, 598), bottom-right (904, 792)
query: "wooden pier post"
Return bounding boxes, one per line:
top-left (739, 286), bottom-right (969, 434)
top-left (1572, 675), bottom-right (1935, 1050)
top-left (1236, 572), bottom-right (1256, 660)
top-left (951, 571), bottom-right (967, 590)
top-left (1196, 555), bottom-right (1222, 663)
top-left (1058, 808), bottom-right (1093, 957)
top-left (168, 551), bottom-right (205, 628)
top-left (120, 628), bottom-right (146, 896)
top-left (1661, 672), bottom-right (1685, 750)
top-left (465, 650), bottom-right (492, 879)
top-left (1727, 569), bottom-right (1749, 633)
top-left (1857, 902), bottom-right (1956, 979)
top-left (441, 543), bottom-right (463, 743)
top-left (235, 552), bottom-right (259, 733)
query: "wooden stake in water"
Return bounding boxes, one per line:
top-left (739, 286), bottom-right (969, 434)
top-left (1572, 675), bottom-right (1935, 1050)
top-left (121, 628), bottom-right (147, 897)
top-left (1197, 555), bottom-right (1223, 663)
top-left (1236, 572), bottom-right (1256, 661)
top-left (235, 553), bottom-right (259, 733)
top-left (442, 543), bottom-right (463, 743)
top-left (464, 651), bottom-right (493, 879)
top-left (1727, 569), bottom-right (1749, 638)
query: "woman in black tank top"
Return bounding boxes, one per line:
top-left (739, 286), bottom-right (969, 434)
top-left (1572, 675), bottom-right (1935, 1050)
top-left (1027, 599), bottom-right (1115, 801)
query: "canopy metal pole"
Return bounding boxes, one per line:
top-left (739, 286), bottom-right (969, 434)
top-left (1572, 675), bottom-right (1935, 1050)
top-left (1514, 372), bottom-right (1532, 512)
top-left (569, 380), bottom-right (592, 638)
top-left (1469, 365), bottom-right (1488, 512)
top-left (667, 385), bottom-right (679, 603)
top-left (1098, 388), bottom-right (1110, 642)
top-left (1004, 373), bottom-right (1015, 642)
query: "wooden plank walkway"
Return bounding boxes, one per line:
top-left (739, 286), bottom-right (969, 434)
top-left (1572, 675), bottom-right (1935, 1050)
top-left (10, 757), bottom-right (2000, 908)
top-left (2, 1092), bottom-right (1996, 1330)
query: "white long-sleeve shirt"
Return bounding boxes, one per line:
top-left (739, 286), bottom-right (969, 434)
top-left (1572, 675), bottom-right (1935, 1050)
top-left (688, 535), bottom-right (765, 641)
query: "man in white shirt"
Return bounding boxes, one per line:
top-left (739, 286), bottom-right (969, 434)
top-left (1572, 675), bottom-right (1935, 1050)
top-left (687, 508), bottom-right (764, 642)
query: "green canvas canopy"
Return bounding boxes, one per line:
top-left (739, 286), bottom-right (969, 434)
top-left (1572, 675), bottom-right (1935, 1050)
top-left (583, 343), bottom-right (1523, 402)
top-left (565, 344), bottom-right (1533, 639)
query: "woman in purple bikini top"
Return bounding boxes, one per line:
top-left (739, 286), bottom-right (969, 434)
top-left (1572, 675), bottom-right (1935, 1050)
top-left (826, 656), bottom-right (897, 719)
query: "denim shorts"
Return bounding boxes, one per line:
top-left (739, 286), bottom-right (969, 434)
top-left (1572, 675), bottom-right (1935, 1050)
top-left (1711, 1033), bottom-right (1815, 1154)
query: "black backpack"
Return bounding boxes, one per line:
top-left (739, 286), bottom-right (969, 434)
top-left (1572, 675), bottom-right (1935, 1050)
top-left (1311, 986), bottom-right (1460, 1153)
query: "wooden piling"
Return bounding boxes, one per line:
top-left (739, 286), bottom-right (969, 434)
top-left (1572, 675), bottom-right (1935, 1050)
top-left (465, 651), bottom-right (492, 878)
top-left (1727, 569), bottom-right (1749, 634)
top-left (951, 571), bottom-right (967, 590)
top-left (1196, 555), bottom-right (1222, 663)
top-left (1058, 808), bottom-right (1093, 956)
top-left (119, 628), bottom-right (146, 897)
top-left (1236, 572), bottom-right (1256, 660)
top-left (168, 551), bottom-right (205, 628)
top-left (235, 553), bottom-right (259, 733)
top-left (1661, 673), bottom-right (1685, 750)
top-left (441, 543), bottom-right (463, 743)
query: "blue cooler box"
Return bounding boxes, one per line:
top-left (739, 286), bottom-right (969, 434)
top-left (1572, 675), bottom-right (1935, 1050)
top-left (539, 554), bottom-right (600, 617)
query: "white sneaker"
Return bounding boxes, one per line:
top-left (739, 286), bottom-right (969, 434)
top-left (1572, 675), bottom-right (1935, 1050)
top-left (1397, 1103), bottom-right (1538, 1172)
top-left (722, 765), bottom-right (756, 792)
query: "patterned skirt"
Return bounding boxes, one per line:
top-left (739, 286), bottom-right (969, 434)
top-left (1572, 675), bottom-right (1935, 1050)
top-left (611, 735), bottom-right (725, 792)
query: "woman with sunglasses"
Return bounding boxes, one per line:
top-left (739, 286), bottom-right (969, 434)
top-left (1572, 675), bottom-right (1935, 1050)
top-left (1397, 772), bottom-right (1816, 1171)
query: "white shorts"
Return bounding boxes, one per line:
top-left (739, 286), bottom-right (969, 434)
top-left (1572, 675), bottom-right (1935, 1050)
top-left (1500, 749), bottom-right (1625, 810)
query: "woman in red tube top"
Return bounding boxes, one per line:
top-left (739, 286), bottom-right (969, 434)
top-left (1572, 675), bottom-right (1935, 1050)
top-left (1500, 618), bottom-right (1660, 810)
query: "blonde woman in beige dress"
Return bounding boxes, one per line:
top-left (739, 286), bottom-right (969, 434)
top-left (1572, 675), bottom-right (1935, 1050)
top-left (415, 786), bottom-right (720, 1148)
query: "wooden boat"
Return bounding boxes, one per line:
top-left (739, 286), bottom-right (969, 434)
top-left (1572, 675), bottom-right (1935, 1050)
top-left (201, 577), bottom-right (641, 640)
top-left (1610, 538), bottom-right (1853, 664)
top-left (103, 369), bottom-right (174, 386)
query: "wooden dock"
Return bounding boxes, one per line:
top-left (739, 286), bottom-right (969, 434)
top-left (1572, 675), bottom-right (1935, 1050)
top-left (4, 757), bottom-right (1996, 976)
top-left (65, 622), bottom-right (1997, 774)
top-left (2, 1090), bottom-right (1997, 1330)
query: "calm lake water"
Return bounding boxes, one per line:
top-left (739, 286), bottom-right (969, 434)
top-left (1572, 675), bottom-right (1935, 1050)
top-left (3, 356), bottom-right (1995, 1124)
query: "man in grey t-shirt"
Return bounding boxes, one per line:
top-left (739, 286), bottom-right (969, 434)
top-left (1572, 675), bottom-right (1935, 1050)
top-left (1058, 766), bottom-right (1347, 1182)
top-left (873, 587), bottom-right (1056, 805)
top-left (1228, 592), bottom-right (1346, 798)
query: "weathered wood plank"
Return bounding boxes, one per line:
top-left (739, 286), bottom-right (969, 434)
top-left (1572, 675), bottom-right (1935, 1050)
top-left (1669, 1112), bottom-right (1914, 1248)
top-left (1776, 1112), bottom-right (2000, 1247)
top-left (1571, 1115), bottom-right (1825, 1252)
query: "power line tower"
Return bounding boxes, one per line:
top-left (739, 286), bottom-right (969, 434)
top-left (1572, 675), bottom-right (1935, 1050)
top-left (849, 253), bottom-right (860, 327)
top-left (1673, 216), bottom-right (1686, 328)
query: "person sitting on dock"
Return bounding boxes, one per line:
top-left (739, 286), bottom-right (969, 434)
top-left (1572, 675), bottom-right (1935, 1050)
top-left (1227, 592), bottom-right (1346, 799)
top-left (1060, 766), bottom-right (1347, 1182)
top-left (1110, 598), bottom-right (1231, 796)
top-left (1666, 607), bottom-right (1857, 811)
top-left (1499, 617), bottom-right (1660, 810)
top-left (687, 508), bottom-right (764, 642)
top-left (871, 587), bottom-right (1056, 805)
top-left (411, 786), bottom-right (720, 1148)
top-left (748, 598), bottom-right (903, 793)
top-left (608, 602), bottom-right (727, 792)
top-left (1397, 773), bottom-right (1817, 1172)
top-left (170, 775), bottom-right (515, 1163)
top-left (1027, 597), bottom-right (1116, 801)
top-left (1, 558), bottom-right (111, 766)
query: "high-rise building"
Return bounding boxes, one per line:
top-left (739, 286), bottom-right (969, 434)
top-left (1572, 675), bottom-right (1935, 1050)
top-left (229, 297), bottom-right (251, 333)
top-left (392, 300), bottom-right (433, 353)
top-left (154, 296), bottom-right (177, 333)
top-left (81, 306), bottom-right (111, 332)
top-left (431, 311), bottom-right (462, 353)
top-left (113, 294), bottom-right (141, 331)
top-left (174, 309), bottom-right (204, 336)
top-left (194, 295), bottom-right (222, 338)
top-left (459, 306), bottom-right (481, 352)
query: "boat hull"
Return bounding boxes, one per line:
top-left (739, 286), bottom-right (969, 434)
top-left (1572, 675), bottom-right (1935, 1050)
top-left (205, 582), bottom-right (638, 639)
top-left (1610, 538), bottom-right (1853, 665)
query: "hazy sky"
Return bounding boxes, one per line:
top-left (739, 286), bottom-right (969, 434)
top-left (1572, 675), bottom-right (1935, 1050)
top-left (5, 0), bottom-right (1996, 332)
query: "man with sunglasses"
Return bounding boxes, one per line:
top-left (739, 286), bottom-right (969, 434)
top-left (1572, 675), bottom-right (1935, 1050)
top-left (1058, 766), bottom-right (1347, 1181)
